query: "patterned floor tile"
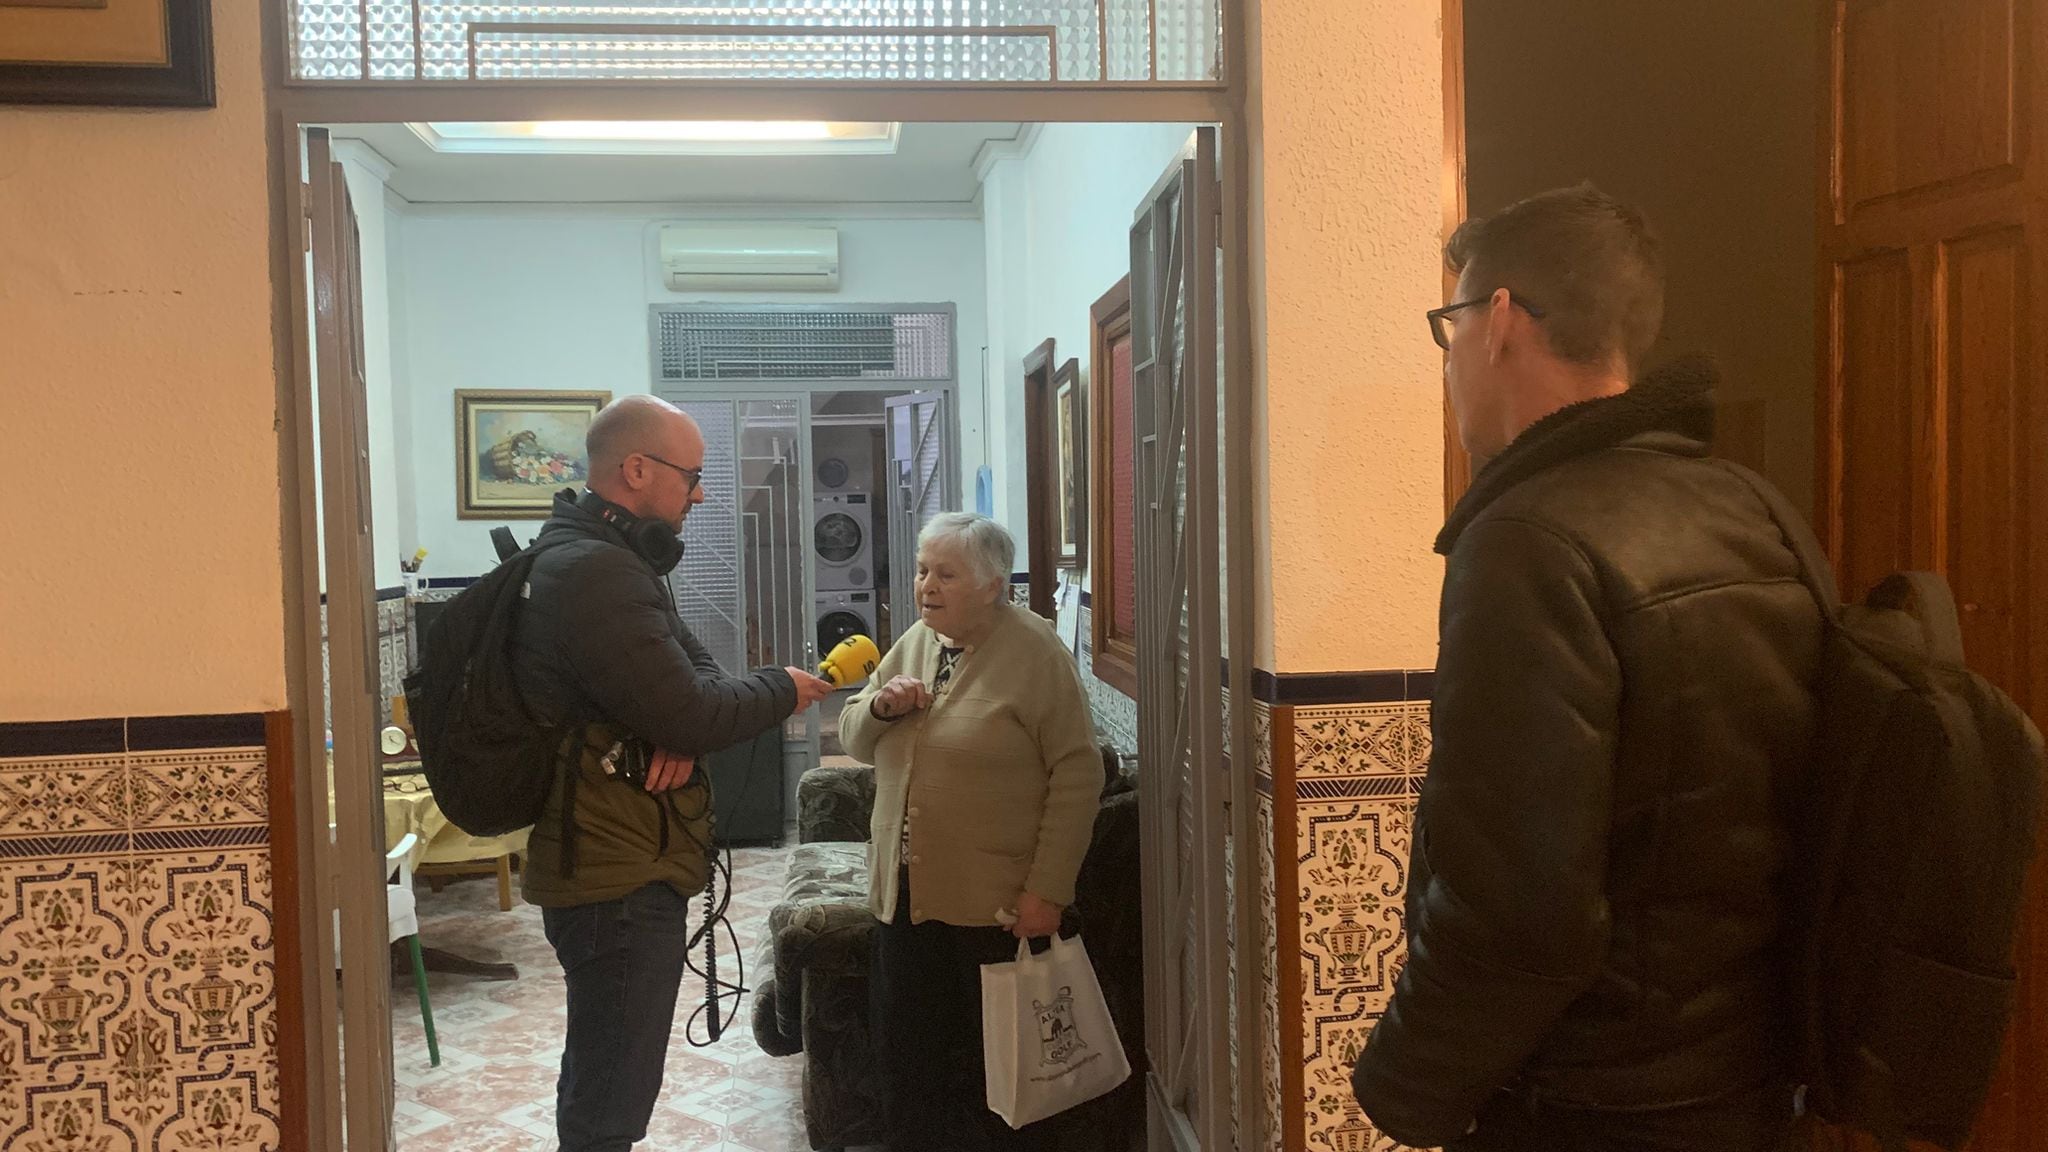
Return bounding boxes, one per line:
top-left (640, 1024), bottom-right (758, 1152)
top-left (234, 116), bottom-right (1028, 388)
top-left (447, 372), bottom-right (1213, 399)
top-left (410, 1054), bottom-right (561, 1123)
top-left (421, 1118), bottom-right (551, 1152)
top-left (491, 1098), bottom-right (558, 1139)
top-left (726, 1105), bottom-right (812, 1152)
top-left (396, 846), bottom-right (813, 1151)
top-left (393, 1097), bottom-right (459, 1142)
top-left (642, 1102), bottom-right (732, 1150)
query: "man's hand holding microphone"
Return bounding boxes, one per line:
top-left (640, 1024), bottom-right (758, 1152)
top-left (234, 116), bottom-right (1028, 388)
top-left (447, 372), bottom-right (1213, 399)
top-left (784, 665), bottom-right (836, 712)
top-left (650, 664), bottom-right (827, 794)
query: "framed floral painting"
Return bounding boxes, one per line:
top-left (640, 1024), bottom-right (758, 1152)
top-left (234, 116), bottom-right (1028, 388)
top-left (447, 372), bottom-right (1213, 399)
top-left (455, 390), bottom-right (610, 520)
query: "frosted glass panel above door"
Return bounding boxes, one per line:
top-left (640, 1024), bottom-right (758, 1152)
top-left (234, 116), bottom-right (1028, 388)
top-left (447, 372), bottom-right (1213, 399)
top-left (289, 0), bottom-right (1221, 83)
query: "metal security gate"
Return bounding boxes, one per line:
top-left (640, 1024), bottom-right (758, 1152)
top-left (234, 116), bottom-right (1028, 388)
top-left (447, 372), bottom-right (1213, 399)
top-left (661, 394), bottom-right (817, 814)
top-left (885, 389), bottom-right (957, 625)
top-left (1134, 128), bottom-right (1230, 1152)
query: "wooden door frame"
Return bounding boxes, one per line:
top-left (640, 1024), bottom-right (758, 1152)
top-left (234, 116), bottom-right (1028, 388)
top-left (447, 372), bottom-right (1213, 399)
top-left (1443, 0), bottom-right (1473, 512)
top-left (262, 10), bottom-right (1266, 1151)
top-left (1022, 337), bottom-right (1059, 619)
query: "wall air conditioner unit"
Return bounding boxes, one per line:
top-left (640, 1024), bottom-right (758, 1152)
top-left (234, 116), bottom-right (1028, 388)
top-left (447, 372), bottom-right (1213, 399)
top-left (659, 224), bottom-right (840, 292)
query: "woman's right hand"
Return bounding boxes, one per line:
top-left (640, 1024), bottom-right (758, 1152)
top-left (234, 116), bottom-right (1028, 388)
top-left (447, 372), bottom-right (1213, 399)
top-left (870, 675), bottom-right (934, 720)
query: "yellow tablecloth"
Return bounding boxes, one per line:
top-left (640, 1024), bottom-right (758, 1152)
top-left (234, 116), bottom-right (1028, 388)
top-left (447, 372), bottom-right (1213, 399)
top-left (382, 764), bottom-right (530, 873)
top-left (331, 759), bottom-right (530, 873)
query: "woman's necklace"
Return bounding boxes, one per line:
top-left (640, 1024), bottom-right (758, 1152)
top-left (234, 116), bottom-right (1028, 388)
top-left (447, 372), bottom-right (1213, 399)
top-left (932, 644), bottom-right (966, 699)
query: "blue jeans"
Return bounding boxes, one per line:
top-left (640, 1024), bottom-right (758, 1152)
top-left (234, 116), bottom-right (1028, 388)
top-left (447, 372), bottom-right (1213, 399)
top-left (541, 882), bottom-right (692, 1152)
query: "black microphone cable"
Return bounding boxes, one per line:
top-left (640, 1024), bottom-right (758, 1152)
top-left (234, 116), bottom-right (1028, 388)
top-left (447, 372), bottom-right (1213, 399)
top-left (680, 725), bottom-right (777, 1047)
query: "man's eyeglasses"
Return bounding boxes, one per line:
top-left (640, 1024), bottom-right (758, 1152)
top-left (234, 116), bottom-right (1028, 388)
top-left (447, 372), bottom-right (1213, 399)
top-left (635, 453), bottom-right (703, 494)
top-left (1427, 295), bottom-right (1547, 350)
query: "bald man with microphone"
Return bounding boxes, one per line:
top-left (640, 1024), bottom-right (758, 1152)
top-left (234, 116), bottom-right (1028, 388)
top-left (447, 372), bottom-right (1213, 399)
top-left (511, 394), bottom-right (833, 1152)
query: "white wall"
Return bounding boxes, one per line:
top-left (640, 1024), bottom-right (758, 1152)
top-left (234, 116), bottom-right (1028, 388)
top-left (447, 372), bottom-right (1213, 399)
top-left (394, 208), bottom-right (989, 576)
top-left (978, 123), bottom-right (1199, 567)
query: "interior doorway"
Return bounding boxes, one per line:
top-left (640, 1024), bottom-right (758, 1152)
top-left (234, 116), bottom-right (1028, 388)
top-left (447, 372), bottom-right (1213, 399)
top-left (288, 112), bottom-right (1247, 1152)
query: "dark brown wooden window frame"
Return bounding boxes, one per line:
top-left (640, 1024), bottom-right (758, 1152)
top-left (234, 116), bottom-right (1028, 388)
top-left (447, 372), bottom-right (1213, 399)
top-left (1089, 277), bottom-right (1139, 697)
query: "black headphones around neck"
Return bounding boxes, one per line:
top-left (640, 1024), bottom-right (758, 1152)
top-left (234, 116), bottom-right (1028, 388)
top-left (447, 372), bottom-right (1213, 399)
top-left (576, 489), bottom-right (684, 571)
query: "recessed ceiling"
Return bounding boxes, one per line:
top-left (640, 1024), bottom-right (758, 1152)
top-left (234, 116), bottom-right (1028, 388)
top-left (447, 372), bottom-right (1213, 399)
top-left (329, 121), bottom-right (1022, 206)
top-left (412, 120), bottom-right (901, 155)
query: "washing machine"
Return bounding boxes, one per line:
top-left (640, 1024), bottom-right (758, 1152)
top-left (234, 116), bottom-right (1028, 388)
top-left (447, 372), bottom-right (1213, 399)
top-left (812, 493), bottom-right (875, 591)
top-left (813, 425), bottom-right (875, 496)
top-left (814, 589), bottom-right (878, 663)
top-left (814, 451), bottom-right (868, 495)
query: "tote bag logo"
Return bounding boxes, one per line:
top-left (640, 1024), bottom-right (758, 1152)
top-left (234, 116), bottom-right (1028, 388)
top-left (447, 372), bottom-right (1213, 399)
top-left (1033, 987), bottom-right (1087, 1066)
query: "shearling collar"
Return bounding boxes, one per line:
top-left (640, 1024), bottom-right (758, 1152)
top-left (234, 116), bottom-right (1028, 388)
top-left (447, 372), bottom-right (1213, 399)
top-left (1436, 357), bottom-right (1719, 555)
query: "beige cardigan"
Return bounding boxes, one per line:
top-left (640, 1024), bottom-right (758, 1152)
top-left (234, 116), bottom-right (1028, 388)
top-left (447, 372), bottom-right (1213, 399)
top-left (841, 603), bottom-right (1102, 927)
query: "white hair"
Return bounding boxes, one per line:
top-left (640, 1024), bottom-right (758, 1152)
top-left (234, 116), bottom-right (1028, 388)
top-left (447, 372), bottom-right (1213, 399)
top-left (916, 512), bottom-right (1015, 588)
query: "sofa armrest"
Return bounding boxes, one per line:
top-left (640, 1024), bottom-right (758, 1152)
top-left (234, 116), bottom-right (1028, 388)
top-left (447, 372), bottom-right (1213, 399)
top-left (797, 764), bottom-right (877, 844)
top-left (750, 969), bottom-right (802, 1057)
top-left (772, 901), bottom-right (876, 1041)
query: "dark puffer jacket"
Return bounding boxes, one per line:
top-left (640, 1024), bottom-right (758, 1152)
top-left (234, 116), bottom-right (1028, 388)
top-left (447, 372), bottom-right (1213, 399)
top-left (511, 491), bottom-right (798, 906)
top-left (1352, 361), bottom-right (1824, 1147)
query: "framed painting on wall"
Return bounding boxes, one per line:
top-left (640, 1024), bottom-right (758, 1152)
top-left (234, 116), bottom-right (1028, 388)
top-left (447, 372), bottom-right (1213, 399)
top-left (1053, 357), bottom-right (1087, 570)
top-left (455, 390), bottom-right (611, 520)
top-left (0, 0), bottom-right (215, 108)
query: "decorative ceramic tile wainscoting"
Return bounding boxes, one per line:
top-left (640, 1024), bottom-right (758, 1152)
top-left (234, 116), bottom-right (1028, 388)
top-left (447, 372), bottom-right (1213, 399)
top-left (1254, 671), bottom-right (1435, 1152)
top-left (0, 714), bottom-right (285, 1151)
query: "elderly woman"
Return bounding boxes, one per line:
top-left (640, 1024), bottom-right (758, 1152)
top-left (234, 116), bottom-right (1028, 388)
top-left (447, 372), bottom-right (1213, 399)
top-left (842, 512), bottom-right (1103, 1151)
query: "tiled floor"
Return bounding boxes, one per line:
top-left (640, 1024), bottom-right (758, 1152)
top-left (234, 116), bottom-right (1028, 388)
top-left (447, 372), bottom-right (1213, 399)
top-left (391, 845), bottom-right (833, 1152)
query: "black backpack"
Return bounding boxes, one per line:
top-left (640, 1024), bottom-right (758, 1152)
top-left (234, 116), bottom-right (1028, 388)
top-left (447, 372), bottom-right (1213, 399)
top-left (1734, 467), bottom-right (2045, 1151)
top-left (402, 535), bottom-right (583, 838)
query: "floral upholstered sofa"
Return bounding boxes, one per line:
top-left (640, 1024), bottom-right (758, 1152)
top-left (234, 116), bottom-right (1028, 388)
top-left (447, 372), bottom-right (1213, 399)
top-left (751, 743), bottom-right (1145, 1151)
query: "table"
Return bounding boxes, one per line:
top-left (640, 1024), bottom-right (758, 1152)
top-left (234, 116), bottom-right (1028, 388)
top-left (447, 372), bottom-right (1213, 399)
top-left (331, 758), bottom-right (532, 981)
top-left (381, 766), bottom-right (530, 911)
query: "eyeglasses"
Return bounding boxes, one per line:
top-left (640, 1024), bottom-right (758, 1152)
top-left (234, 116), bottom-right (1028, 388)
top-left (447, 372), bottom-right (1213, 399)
top-left (1427, 295), bottom-right (1547, 350)
top-left (634, 452), bottom-right (703, 494)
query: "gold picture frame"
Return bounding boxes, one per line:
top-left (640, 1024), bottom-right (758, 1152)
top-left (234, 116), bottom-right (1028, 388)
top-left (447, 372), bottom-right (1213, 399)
top-left (455, 390), bottom-right (611, 521)
top-left (1053, 357), bottom-right (1087, 570)
top-left (0, 0), bottom-right (215, 107)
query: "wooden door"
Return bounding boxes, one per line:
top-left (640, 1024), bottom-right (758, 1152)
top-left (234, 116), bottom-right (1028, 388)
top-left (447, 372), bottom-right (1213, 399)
top-left (304, 125), bottom-right (396, 1152)
top-left (1817, 0), bottom-right (2048, 1147)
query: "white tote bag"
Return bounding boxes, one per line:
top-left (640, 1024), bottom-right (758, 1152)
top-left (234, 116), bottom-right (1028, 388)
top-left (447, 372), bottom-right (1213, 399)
top-left (981, 933), bottom-right (1133, 1129)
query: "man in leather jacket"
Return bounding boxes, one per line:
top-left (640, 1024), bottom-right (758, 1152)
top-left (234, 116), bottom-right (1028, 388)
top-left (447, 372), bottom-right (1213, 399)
top-left (1352, 186), bottom-right (1823, 1152)
top-left (512, 394), bottom-right (833, 1152)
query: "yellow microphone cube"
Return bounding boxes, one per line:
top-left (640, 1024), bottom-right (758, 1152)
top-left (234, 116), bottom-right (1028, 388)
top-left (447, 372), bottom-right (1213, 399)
top-left (819, 634), bottom-right (882, 688)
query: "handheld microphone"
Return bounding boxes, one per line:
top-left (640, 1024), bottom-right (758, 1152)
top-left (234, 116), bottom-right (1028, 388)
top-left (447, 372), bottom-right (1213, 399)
top-left (818, 634), bottom-right (882, 688)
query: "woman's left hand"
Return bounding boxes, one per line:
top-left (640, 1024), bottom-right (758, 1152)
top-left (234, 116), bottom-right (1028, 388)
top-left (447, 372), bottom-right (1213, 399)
top-left (1011, 891), bottom-right (1063, 939)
